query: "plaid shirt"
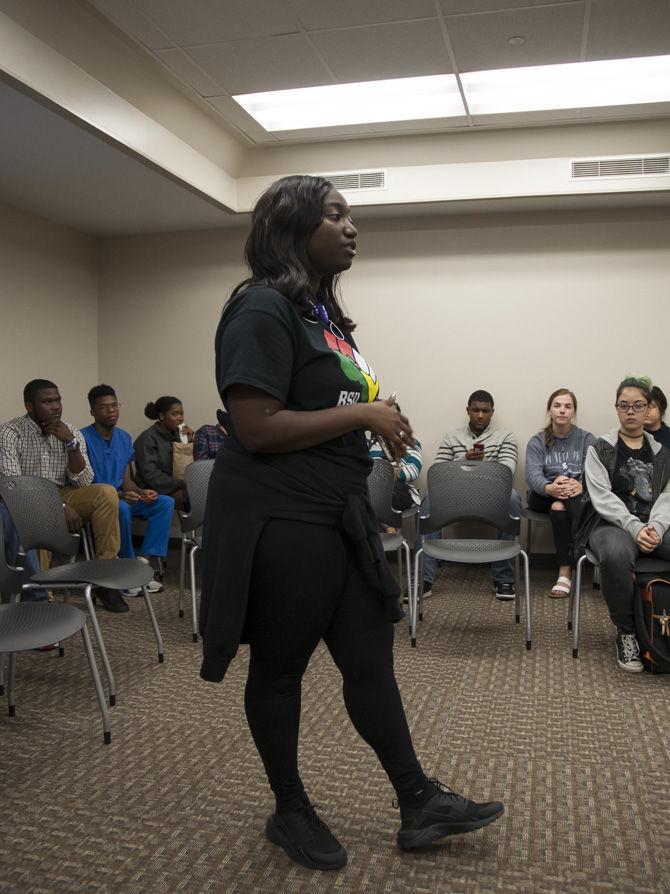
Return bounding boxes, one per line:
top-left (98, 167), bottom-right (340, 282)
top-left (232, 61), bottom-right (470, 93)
top-left (0, 415), bottom-right (93, 487)
top-left (193, 424), bottom-right (227, 461)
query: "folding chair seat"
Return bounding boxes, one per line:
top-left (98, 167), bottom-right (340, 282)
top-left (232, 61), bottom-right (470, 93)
top-left (178, 459), bottom-right (215, 642)
top-left (0, 477), bottom-right (162, 708)
top-left (568, 549), bottom-right (670, 657)
top-left (414, 461), bottom-right (532, 650)
top-left (0, 513), bottom-right (111, 743)
top-left (367, 458), bottom-right (416, 643)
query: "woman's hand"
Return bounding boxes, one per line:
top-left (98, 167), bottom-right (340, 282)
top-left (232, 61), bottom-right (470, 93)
top-left (364, 397), bottom-right (415, 458)
top-left (637, 525), bottom-right (661, 553)
top-left (546, 477), bottom-right (581, 500)
top-left (181, 425), bottom-right (195, 443)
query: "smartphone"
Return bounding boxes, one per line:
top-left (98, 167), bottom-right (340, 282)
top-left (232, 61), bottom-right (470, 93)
top-left (473, 441), bottom-right (485, 451)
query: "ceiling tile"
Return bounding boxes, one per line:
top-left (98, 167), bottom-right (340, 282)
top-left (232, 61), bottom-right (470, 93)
top-left (447, 4), bottom-right (585, 72)
top-left (132, 0), bottom-right (299, 45)
top-left (587, 0), bottom-right (670, 60)
top-left (286, 0), bottom-right (436, 31)
top-left (155, 48), bottom-right (223, 95)
top-left (311, 20), bottom-right (451, 82)
top-left (88, 0), bottom-right (173, 50)
top-left (186, 35), bottom-right (333, 94)
top-left (440, 0), bottom-right (580, 14)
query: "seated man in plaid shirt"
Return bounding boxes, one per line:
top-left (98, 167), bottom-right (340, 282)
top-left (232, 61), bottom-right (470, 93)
top-left (0, 379), bottom-right (125, 612)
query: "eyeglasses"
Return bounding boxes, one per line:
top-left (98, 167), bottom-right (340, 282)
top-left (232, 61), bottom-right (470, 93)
top-left (615, 401), bottom-right (648, 413)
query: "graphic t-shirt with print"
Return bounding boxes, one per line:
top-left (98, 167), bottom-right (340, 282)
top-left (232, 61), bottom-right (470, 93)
top-left (612, 436), bottom-right (654, 522)
top-left (215, 286), bottom-right (379, 489)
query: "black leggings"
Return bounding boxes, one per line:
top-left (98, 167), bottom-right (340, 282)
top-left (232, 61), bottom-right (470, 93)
top-left (244, 519), bottom-right (425, 811)
top-left (527, 491), bottom-right (581, 567)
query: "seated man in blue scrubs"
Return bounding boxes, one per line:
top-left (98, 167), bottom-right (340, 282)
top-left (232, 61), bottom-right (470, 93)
top-left (82, 385), bottom-right (173, 594)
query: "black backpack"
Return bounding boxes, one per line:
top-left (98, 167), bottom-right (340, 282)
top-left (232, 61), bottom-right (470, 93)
top-left (634, 577), bottom-right (670, 674)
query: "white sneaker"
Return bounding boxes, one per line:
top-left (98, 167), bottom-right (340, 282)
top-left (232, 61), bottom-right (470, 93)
top-left (123, 579), bottom-right (164, 596)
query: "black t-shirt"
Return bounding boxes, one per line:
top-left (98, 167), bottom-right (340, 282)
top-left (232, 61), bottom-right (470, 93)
top-left (649, 423), bottom-right (670, 450)
top-left (612, 436), bottom-right (654, 522)
top-left (215, 285), bottom-right (380, 488)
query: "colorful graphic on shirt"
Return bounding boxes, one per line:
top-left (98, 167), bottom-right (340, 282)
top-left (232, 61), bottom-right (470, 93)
top-left (323, 330), bottom-right (379, 403)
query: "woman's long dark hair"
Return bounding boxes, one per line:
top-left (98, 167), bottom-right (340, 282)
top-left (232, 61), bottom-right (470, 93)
top-left (230, 174), bottom-right (355, 332)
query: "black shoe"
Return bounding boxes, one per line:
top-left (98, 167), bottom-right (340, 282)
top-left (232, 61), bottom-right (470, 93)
top-left (94, 589), bottom-right (129, 613)
top-left (494, 582), bottom-right (516, 601)
top-left (422, 580), bottom-right (432, 599)
top-left (265, 800), bottom-right (347, 871)
top-left (615, 630), bottom-right (643, 673)
top-left (396, 778), bottom-right (504, 850)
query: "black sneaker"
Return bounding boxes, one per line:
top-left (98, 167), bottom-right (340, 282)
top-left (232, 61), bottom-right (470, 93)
top-left (615, 631), bottom-right (643, 673)
top-left (396, 778), bottom-right (504, 850)
top-left (494, 582), bottom-right (516, 601)
top-left (94, 589), bottom-right (129, 613)
top-left (265, 801), bottom-right (347, 871)
top-left (422, 580), bottom-right (432, 599)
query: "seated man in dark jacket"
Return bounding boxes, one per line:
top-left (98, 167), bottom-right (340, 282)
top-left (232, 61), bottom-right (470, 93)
top-left (577, 377), bottom-right (670, 673)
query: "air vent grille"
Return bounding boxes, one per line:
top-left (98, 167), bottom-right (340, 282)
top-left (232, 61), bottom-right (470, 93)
top-left (572, 155), bottom-right (670, 179)
top-left (324, 170), bottom-right (386, 191)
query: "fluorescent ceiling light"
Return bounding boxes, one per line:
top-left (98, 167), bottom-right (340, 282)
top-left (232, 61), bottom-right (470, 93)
top-left (461, 55), bottom-right (670, 115)
top-left (233, 74), bottom-right (464, 131)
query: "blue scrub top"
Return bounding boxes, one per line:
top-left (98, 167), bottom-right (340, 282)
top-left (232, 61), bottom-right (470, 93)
top-left (81, 424), bottom-right (135, 490)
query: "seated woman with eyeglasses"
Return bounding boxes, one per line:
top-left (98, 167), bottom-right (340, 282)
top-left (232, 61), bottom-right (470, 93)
top-left (576, 376), bottom-right (670, 673)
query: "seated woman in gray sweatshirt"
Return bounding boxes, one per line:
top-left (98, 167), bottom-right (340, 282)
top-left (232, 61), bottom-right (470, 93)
top-left (525, 388), bottom-right (595, 598)
top-left (576, 376), bottom-right (670, 673)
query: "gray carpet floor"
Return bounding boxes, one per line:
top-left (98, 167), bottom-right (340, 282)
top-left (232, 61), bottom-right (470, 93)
top-left (1, 557), bottom-right (669, 894)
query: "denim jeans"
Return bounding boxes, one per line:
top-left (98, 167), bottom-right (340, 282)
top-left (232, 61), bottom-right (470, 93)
top-left (589, 522), bottom-right (670, 631)
top-left (419, 489), bottom-right (523, 586)
top-left (0, 501), bottom-right (48, 601)
top-left (118, 494), bottom-right (175, 559)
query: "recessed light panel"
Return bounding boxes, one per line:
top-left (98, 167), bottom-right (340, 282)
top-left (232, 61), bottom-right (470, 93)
top-left (233, 74), bottom-right (465, 131)
top-left (461, 55), bottom-right (670, 115)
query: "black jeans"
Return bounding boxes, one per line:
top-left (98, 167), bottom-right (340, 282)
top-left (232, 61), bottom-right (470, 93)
top-left (244, 519), bottom-right (425, 811)
top-left (589, 523), bottom-right (670, 631)
top-left (527, 491), bottom-right (581, 567)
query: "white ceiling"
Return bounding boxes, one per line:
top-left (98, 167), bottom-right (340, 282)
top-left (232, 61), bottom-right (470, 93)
top-left (86, 0), bottom-right (670, 143)
top-left (0, 76), bottom-right (234, 235)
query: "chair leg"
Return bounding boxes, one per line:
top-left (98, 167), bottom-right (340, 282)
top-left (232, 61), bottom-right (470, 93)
top-left (401, 541), bottom-right (412, 640)
top-left (83, 585), bottom-right (117, 707)
top-left (526, 518), bottom-right (532, 558)
top-left (189, 544), bottom-right (200, 643)
top-left (412, 548), bottom-right (424, 647)
top-left (178, 537), bottom-right (187, 618)
top-left (141, 586), bottom-right (164, 663)
top-left (7, 651), bottom-right (16, 717)
top-left (155, 556), bottom-right (164, 582)
top-left (519, 549), bottom-right (532, 650)
top-left (0, 652), bottom-right (5, 696)
top-left (79, 625), bottom-right (111, 745)
top-left (593, 564), bottom-right (600, 590)
top-left (572, 555), bottom-right (586, 658)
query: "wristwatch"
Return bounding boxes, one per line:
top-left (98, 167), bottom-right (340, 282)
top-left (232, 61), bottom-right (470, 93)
top-left (64, 438), bottom-right (80, 452)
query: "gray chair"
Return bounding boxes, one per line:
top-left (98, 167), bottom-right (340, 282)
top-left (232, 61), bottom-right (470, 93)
top-left (0, 514), bottom-right (111, 744)
top-left (366, 458), bottom-right (415, 641)
top-left (178, 459), bottom-right (215, 642)
top-left (522, 505), bottom-right (551, 557)
top-left (0, 476), bottom-right (161, 707)
top-left (568, 548), bottom-right (670, 658)
top-left (414, 461), bottom-right (532, 650)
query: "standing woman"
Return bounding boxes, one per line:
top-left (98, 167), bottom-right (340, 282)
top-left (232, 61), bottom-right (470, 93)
top-left (199, 176), bottom-right (503, 871)
top-left (525, 389), bottom-right (595, 597)
top-left (134, 396), bottom-right (193, 511)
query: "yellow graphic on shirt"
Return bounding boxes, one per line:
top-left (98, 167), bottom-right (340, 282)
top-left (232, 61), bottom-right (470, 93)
top-left (323, 330), bottom-right (379, 403)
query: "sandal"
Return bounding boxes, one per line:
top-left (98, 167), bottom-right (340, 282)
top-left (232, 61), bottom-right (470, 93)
top-left (550, 575), bottom-right (572, 598)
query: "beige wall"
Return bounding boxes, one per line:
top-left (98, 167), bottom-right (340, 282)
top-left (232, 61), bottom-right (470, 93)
top-left (98, 206), bottom-right (670, 468)
top-left (0, 200), bottom-right (98, 425)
